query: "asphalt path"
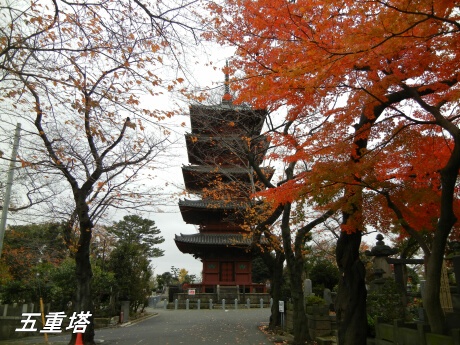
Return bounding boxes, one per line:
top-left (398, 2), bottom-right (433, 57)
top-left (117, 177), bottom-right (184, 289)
top-left (1, 308), bottom-right (275, 345)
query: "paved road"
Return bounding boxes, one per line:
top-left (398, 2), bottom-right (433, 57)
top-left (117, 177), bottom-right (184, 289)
top-left (1, 308), bottom-right (275, 345)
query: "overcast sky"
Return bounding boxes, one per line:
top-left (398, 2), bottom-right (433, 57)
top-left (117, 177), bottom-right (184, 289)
top-left (142, 129), bottom-right (204, 278)
top-left (139, 46), bottom-right (237, 278)
top-left (0, 40), bottom-right (236, 279)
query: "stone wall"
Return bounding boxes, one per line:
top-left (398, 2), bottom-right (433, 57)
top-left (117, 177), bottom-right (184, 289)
top-left (0, 303), bottom-right (46, 340)
top-left (370, 320), bottom-right (460, 345)
top-left (0, 303), bottom-right (115, 341)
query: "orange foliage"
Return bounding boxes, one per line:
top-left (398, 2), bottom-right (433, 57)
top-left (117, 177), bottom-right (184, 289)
top-left (206, 0), bottom-right (460, 240)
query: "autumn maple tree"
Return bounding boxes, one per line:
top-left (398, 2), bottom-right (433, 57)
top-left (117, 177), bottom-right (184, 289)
top-left (0, 223), bottom-right (68, 303)
top-left (207, 0), bottom-right (459, 344)
top-left (1, 1), bottom-right (202, 344)
top-left (247, 115), bottom-right (337, 342)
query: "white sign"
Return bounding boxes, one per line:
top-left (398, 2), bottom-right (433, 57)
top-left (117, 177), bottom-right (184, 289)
top-left (188, 289), bottom-right (196, 295)
top-left (15, 312), bottom-right (92, 333)
top-left (279, 301), bottom-right (285, 313)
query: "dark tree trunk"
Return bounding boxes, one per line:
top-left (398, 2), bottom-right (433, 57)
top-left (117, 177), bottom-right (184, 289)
top-left (424, 251), bottom-right (447, 335)
top-left (267, 251), bottom-right (285, 330)
top-left (288, 259), bottom-right (309, 344)
top-left (68, 200), bottom-right (95, 345)
top-left (250, 204), bottom-right (285, 330)
top-left (424, 137), bottom-right (460, 335)
top-left (335, 230), bottom-right (367, 345)
top-left (280, 203), bottom-right (309, 345)
top-left (403, 93), bottom-right (460, 334)
top-left (333, 98), bottom-right (374, 345)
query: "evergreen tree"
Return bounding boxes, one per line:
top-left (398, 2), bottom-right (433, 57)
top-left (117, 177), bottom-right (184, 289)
top-left (108, 215), bottom-right (164, 259)
top-left (107, 215), bottom-right (164, 312)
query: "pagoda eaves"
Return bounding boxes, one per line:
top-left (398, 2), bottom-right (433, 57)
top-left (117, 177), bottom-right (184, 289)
top-left (181, 165), bottom-right (275, 193)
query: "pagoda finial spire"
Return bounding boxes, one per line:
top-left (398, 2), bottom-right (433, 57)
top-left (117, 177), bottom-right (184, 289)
top-left (222, 60), bottom-right (232, 105)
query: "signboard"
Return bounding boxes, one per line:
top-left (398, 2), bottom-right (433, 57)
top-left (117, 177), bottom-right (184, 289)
top-left (188, 289), bottom-right (196, 296)
top-left (279, 300), bottom-right (285, 313)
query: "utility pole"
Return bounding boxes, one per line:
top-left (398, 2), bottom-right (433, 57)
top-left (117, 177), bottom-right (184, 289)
top-left (0, 123), bottom-right (21, 258)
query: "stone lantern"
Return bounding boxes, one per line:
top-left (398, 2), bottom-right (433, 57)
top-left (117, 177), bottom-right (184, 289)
top-left (365, 234), bottom-right (398, 279)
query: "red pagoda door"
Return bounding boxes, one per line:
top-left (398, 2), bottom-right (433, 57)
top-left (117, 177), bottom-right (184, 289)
top-left (220, 262), bottom-right (235, 282)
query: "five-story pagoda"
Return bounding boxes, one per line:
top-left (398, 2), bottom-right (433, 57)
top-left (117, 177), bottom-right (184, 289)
top-left (174, 72), bottom-right (273, 293)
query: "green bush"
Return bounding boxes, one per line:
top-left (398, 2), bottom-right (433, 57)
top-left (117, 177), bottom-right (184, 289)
top-left (309, 259), bottom-right (339, 292)
top-left (367, 278), bottom-right (405, 337)
top-left (305, 294), bottom-right (326, 305)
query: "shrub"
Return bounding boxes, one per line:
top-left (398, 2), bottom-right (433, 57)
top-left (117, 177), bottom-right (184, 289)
top-left (367, 278), bottom-right (405, 337)
top-left (309, 259), bottom-right (339, 295)
top-left (306, 294), bottom-right (326, 305)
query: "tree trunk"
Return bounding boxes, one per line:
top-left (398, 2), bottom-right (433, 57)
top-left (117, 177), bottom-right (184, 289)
top-left (69, 201), bottom-right (95, 345)
top-left (289, 262), bottom-right (309, 344)
top-left (424, 252), bottom-right (446, 335)
top-left (251, 204), bottom-right (285, 330)
top-left (333, 101), bottom-right (373, 345)
top-left (335, 230), bottom-right (367, 345)
top-left (267, 251), bottom-right (285, 330)
top-left (424, 139), bottom-right (459, 335)
top-left (281, 203), bottom-right (309, 345)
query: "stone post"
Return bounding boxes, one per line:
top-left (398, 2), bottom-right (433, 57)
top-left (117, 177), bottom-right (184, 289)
top-left (2, 304), bottom-right (7, 317)
top-left (304, 279), bottom-right (312, 297)
top-left (120, 301), bottom-right (130, 323)
top-left (323, 288), bottom-right (333, 310)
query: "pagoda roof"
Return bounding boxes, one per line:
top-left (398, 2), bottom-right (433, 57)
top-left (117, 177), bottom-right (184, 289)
top-left (174, 232), bottom-right (269, 258)
top-left (175, 233), bottom-right (252, 246)
top-left (191, 102), bottom-right (253, 111)
top-left (184, 133), bottom-right (269, 166)
top-left (174, 233), bottom-right (252, 246)
top-left (179, 198), bottom-right (248, 209)
top-left (182, 164), bottom-right (254, 175)
top-left (174, 233), bottom-right (252, 257)
top-left (182, 165), bottom-right (274, 193)
top-left (179, 198), bottom-right (247, 225)
top-left (189, 104), bottom-right (267, 135)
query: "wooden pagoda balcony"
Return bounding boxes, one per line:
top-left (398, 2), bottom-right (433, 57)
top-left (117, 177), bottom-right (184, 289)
top-left (184, 133), bottom-right (269, 166)
top-left (189, 104), bottom-right (267, 135)
top-left (181, 165), bottom-right (274, 194)
top-left (178, 198), bottom-right (248, 228)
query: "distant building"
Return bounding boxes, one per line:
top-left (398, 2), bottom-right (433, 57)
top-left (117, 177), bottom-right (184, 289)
top-left (174, 72), bottom-right (273, 293)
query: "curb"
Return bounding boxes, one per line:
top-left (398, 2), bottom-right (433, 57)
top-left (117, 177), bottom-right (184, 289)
top-left (118, 312), bottom-right (158, 327)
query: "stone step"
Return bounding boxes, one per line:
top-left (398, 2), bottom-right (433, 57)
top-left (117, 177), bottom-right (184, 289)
top-left (316, 336), bottom-right (337, 345)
